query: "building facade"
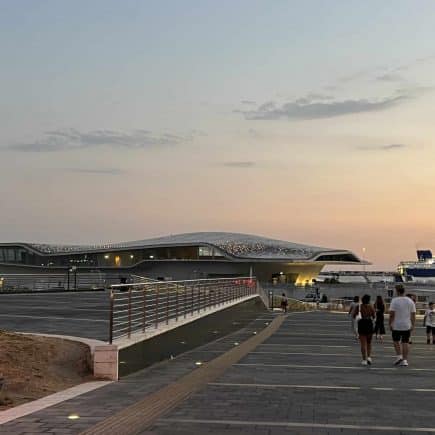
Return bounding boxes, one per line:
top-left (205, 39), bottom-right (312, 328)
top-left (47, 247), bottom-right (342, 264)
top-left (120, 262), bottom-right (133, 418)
top-left (0, 232), bottom-right (362, 285)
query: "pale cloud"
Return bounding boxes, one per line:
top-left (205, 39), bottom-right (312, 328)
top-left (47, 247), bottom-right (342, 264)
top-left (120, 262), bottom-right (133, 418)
top-left (4, 129), bottom-right (194, 152)
top-left (337, 54), bottom-right (435, 85)
top-left (375, 73), bottom-right (405, 82)
top-left (222, 161), bottom-right (256, 168)
top-left (65, 168), bottom-right (125, 175)
top-left (356, 144), bottom-right (408, 151)
top-left (237, 91), bottom-right (412, 121)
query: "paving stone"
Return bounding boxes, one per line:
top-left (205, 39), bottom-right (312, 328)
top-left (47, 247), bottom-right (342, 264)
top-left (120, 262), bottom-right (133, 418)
top-left (0, 313), bottom-right (276, 433)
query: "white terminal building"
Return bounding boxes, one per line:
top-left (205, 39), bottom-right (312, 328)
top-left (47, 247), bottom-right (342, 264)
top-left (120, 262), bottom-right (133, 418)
top-left (0, 232), bottom-right (363, 285)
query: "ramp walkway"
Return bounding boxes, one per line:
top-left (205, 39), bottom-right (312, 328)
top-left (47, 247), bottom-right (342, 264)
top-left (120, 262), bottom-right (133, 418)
top-left (3, 311), bottom-right (435, 434)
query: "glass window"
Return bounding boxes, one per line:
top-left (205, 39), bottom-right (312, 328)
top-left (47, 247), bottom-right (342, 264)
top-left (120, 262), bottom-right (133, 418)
top-left (199, 246), bottom-right (212, 257)
top-left (6, 249), bottom-right (16, 262)
top-left (213, 248), bottom-right (224, 257)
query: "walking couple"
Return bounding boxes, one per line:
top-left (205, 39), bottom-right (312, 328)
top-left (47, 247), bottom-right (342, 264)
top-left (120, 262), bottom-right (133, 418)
top-left (351, 285), bottom-right (416, 366)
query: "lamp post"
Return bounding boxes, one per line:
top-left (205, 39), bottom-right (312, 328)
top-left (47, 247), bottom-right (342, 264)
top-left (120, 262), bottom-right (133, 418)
top-left (362, 247), bottom-right (366, 279)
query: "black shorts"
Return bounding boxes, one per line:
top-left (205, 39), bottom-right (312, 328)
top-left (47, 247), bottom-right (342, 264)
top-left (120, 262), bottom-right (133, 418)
top-left (426, 326), bottom-right (435, 335)
top-left (392, 330), bottom-right (411, 343)
top-left (358, 318), bottom-right (374, 335)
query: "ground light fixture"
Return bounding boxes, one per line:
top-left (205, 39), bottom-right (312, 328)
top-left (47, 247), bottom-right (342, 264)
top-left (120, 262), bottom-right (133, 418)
top-left (68, 414), bottom-right (80, 420)
top-left (195, 361), bottom-right (203, 366)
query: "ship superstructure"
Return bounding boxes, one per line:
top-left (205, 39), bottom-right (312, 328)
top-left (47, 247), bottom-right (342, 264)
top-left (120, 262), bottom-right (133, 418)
top-left (398, 250), bottom-right (435, 282)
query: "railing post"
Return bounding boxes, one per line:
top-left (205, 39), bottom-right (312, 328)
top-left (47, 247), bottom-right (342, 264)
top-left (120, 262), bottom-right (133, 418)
top-left (191, 284), bottom-right (194, 316)
top-left (197, 283), bottom-right (201, 313)
top-left (184, 284), bottom-right (187, 318)
top-left (221, 283), bottom-right (224, 305)
top-left (166, 283), bottom-right (169, 325)
top-left (176, 286), bottom-right (179, 321)
top-left (127, 288), bottom-right (132, 338)
top-left (155, 284), bottom-right (159, 329)
top-left (109, 290), bottom-right (114, 344)
top-left (142, 286), bottom-right (146, 333)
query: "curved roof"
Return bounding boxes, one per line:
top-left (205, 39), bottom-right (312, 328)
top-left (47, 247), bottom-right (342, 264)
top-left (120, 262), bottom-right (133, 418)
top-left (22, 232), bottom-right (361, 262)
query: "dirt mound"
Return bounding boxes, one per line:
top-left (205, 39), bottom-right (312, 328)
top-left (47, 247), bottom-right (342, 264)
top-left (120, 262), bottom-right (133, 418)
top-left (0, 331), bottom-right (93, 409)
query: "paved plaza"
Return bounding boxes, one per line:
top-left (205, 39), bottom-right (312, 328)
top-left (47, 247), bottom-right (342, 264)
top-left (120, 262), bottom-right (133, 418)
top-left (2, 311), bottom-right (435, 434)
top-left (0, 291), bottom-right (110, 341)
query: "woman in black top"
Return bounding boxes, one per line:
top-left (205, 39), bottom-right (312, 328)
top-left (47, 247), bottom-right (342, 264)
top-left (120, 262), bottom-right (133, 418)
top-left (354, 294), bottom-right (376, 365)
top-left (374, 295), bottom-right (385, 342)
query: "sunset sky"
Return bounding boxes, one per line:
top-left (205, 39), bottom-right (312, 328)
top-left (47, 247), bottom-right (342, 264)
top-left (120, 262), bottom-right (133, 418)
top-left (1, 0), bottom-right (435, 269)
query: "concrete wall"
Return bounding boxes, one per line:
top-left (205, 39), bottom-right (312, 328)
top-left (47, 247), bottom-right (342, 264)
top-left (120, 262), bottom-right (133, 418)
top-left (117, 296), bottom-right (267, 377)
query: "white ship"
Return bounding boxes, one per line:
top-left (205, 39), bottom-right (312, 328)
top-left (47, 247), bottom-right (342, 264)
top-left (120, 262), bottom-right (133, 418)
top-left (398, 250), bottom-right (435, 283)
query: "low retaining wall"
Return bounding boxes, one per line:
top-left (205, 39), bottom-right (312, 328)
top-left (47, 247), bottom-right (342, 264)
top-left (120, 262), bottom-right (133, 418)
top-left (118, 296), bottom-right (267, 377)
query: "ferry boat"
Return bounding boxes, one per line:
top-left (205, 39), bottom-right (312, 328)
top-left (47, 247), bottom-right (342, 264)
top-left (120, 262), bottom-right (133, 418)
top-left (398, 250), bottom-right (435, 282)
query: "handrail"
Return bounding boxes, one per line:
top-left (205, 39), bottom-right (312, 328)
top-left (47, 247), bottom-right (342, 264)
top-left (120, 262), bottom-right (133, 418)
top-left (108, 277), bottom-right (257, 343)
top-left (110, 276), bottom-right (255, 288)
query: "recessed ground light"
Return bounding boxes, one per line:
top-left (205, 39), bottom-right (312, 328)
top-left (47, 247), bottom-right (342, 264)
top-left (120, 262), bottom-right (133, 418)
top-left (68, 414), bottom-right (80, 420)
top-left (195, 361), bottom-right (203, 366)
top-left (180, 341), bottom-right (186, 344)
top-left (212, 331), bottom-right (219, 334)
top-left (264, 322), bottom-right (269, 325)
top-left (119, 361), bottom-right (127, 365)
top-left (253, 331), bottom-right (257, 335)
top-left (234, 342), bottom-right (239, 346)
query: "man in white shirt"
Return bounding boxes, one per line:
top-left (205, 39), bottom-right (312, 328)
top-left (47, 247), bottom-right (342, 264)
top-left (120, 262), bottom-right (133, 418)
top-left (389, 284), bottom-right (416, 367)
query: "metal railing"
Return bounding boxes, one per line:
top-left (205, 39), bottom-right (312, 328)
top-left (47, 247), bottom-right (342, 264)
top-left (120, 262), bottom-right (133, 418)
top-left (0, 272), bottom-right (146, 293)
top-left (109, 277), bottom-right (257, 343)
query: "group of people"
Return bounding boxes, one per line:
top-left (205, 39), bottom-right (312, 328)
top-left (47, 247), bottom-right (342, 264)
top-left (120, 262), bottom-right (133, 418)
top-left (349, 284), bottom-right (435, 367)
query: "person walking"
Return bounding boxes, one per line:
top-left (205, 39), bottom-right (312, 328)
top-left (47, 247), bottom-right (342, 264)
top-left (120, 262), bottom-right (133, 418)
top-left (355, 294), bottom-right (376, 365)
top-left (280, 293), bottom-right (288, 313)
top-left (389, 284), bottom-right (416, 367)
top-left (349, 296), bottom-right (360, 339)
top-left (423, 302), bottom-right (435, 344)
top-left (374, 295), bottom-right (386, 341)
